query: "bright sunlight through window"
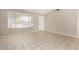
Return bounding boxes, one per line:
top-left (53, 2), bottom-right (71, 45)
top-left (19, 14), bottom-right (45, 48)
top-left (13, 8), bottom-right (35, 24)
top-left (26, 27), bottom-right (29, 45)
top-left (8, 11), bottom-right (33, 28)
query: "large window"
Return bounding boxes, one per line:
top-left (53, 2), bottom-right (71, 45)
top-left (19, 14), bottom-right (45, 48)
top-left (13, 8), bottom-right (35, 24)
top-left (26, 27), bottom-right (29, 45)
top-left (8, 11), bottom-right (33, 28)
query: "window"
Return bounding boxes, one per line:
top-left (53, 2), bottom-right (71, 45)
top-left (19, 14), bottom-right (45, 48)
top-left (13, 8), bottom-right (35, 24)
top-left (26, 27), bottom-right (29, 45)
top-left (8, 11), bottom-right (33, 28)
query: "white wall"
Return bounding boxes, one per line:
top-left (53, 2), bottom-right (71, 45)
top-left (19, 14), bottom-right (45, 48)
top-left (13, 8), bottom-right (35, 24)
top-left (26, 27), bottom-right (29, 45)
top-left (0, 9), bottom-right (39, 35)
top-left (77, 10), bottom-right (79, 37)
top-left (45, 9), bottom-right (77, 37)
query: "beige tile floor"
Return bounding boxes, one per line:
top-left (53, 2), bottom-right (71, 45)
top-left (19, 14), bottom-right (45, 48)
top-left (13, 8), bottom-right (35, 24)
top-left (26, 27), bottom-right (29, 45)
top-left (0, 31), bottom-right (79, 50)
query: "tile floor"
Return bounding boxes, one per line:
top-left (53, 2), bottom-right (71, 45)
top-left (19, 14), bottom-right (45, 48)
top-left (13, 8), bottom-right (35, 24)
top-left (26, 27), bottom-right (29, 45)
top-left (0, 31), bottom-right (78, 50)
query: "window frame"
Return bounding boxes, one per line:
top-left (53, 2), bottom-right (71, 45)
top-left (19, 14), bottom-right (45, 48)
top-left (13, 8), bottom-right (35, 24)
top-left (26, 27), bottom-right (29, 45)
top-left (7, 11), bottom-right (33, 28)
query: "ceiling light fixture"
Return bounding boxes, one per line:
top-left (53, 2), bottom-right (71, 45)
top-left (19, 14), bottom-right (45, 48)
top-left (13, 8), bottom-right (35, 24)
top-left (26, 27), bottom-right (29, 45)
top-left (55, 9), bottom-right (60, 11)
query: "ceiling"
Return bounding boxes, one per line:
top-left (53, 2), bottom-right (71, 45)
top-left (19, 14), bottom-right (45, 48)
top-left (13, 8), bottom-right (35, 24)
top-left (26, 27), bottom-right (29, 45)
top-left (23, 9), bottom-right (54, 15)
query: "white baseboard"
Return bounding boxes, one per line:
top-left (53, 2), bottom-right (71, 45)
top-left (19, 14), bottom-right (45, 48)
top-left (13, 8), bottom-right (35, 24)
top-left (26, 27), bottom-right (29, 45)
top-left (45, 31), bottom-right (79, 38)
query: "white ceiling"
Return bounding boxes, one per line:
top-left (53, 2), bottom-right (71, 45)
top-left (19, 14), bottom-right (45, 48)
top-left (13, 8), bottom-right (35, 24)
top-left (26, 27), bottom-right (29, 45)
top-left (23, 9), bottom-right (54, 15)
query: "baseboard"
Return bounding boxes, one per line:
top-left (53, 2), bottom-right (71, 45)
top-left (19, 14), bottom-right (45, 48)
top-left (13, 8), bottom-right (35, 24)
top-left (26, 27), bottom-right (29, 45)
top-left (45, 30), bottom-right (79, 38)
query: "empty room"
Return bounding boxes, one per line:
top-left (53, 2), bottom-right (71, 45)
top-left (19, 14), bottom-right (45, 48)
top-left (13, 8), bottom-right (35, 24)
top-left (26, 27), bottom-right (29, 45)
top-left (0, 9), bottom-right (79, 50)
